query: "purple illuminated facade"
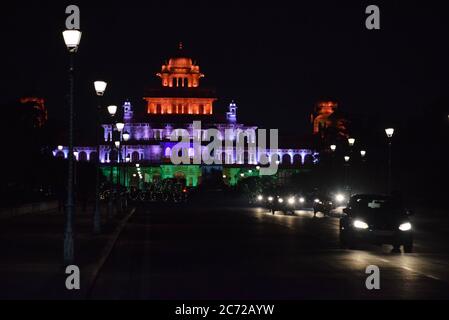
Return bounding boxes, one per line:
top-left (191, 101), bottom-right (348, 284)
top-left (53, 49), bottom-right (318, 187)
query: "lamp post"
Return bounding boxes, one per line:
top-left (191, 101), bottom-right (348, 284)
top-left (115, 122), bottom-right (124, 187)
top-left (73, 151), bottom-right (79, 187)
top-left (107, 107), bottom-right (118, 183)
top-left (106, 105), bottom-right (117, 219)
top-left (114, 140), bottom-right (122, 213)
top-left (114, 140), bottom-right (121, 185)
top-left (385, 128), bottom-right (395, 194)
top-left (123, 131), bottom-right (130, 189)
top-left (93, 81), bottom-right (107, 234)
top-left (330, 144), bottom-right (337, 187)
top-left (62, 29), bottom-right (81, 264)
top-left (344, 155), bottom-right (350, 193)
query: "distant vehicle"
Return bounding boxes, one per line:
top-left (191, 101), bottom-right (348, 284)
top-left (313, 192), bottom-right (347, 217)
top-left (255, 193), bottom-right (296, 215)
top-left (313, 195), bottom-right (333, 217)
top-left (339, 194), bottom-right (414, 252)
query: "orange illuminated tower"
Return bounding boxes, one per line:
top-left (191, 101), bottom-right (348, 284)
top-left (19, 97), bottom-right (47, 128)
top-left (311, 101), bottom-right (338, 134)
top-left (311, 100), bottom-right (348, 139)
top-left (144, 43), bottom-right (216, 115)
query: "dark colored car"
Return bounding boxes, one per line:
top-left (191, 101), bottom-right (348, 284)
top-left (339, 194), bottom-right (414, 252)
top-left (313, 195), bottom-right (334, 217)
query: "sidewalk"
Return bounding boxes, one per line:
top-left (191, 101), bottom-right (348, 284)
top-left (0, 203), bottom-right (134, 299)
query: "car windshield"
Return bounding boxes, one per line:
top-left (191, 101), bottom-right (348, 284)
top-left (350, 196), bottom-right (404, 215)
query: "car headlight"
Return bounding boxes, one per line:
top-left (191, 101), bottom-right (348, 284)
top-left (314, 198), bottom-right (320, 203)
top-left (268, 196), bottom-right (273, 202)
top-left (335, 194), bottom-right (345, 203)
top-left (257, 195), bottom-right (263, 201)
top-left (288, 197), bottom-right (295, 205)
top-left (299, 197), bottom-right (305, 203)
top-left (353, 220), bottom-right (369, 229)
top-left (399, 222), bottom-right (412, 231)
top-left (278, 198), bottom-right (284, 203)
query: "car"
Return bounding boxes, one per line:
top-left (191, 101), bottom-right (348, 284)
top-left (313, 192), bottom-right (348, 217)
top-left (313, 195), bottom-right (333, 217)
top-left (339, 194), bottom-right (414, 252)
top-left (275, 195), bottom-right (297, 215)
top-left (257, 193), bottom-right (296, 215)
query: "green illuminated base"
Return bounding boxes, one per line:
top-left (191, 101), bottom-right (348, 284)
top-left (100, 164), bottom-right (308, 188)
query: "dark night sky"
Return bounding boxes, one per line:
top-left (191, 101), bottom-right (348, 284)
top-left (1, 0), bottom-right (449, 142)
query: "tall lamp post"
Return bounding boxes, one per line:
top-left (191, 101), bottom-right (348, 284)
top-left (114, 140), bottom-right (121, 186)
top-left (93, 81), bottom-right (107, 234)
top-left (123, 131), bottom-right (130, 189)
top-left (106, 105), bottom-right (117, 218)
top-left (62, 29), bottom-right (81, 264)
top-left (385, 128), bottom-right (395, 194)
top-left (344, 155), bottom-right (350, 194)
top-left (330, 144), bottom-right (337, 187)
top-left (115, 122), bottom-right (125, 187)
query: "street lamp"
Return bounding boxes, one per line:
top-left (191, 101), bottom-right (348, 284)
top-left (385, 128), bottom-right (395, 194)
top-left (116, 122), bottom-right (125, 132)
top-left (62, 30), bottom-right (82, 53)
top-left (122, 131), bottom-right (130, 142)
top-left (330, 144), bottom-right (336, 152)
top-left (122, 132), bottom-right (130, 188)
top-left (344, 155), bottom-right (351, 193)
top-left (58, 145), bottom-right (63, 151)
top-left (94, 81), bottom-right (107, 96)
top-left (348, 138), bottom-right (356, 147)
top-left (93, 80), bottom-right (107, 234)
top-left (360, 150), bottom-right (366, 158)
top-left (385, 128), bottom-right (395, 138)
top-left (114, 141), bottom-right (120, 148)
top-left (107, 105), bottom-right (117, 117)
top-left (62, 28), bottom-right (81, 264)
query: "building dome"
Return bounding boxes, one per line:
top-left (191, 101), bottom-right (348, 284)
top-left (168, 57), bottom-right (193, 68)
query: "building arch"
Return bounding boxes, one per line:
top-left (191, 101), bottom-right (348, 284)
top-left (109, 150), bottom-right (118, 162)
top-left (243, 151), bottom-right (249, 164)
top-left (131, 151), bottom-right (140, 162)
top-left (90, 151), bottom-right (98, 163)
top-left (293, 154), bottom-right (302, 165)
top-left (56, 151), bottom-right (64, 158)
top-left (282, 153), bottom-right (291, 165)
top-left (304, 154), bottom-right (314, 166)
top-left (78, 151), bottom-right (87, 162)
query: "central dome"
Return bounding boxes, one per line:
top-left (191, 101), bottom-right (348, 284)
top-left (168, 57), bottom-right (193, 68)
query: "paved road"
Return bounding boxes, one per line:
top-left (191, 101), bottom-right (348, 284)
top-left (90, 203), bottom-right (449, 299)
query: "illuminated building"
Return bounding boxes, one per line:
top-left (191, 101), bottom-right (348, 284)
top-left (19, 97), bottom-right (48, 128)
top-left (53, 45), bottom-right (318, 187)
top-left (311, 100), bottom-right (348, 139)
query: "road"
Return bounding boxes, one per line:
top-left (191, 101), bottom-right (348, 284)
top-left (90, 202), bottom-right (449, 299)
